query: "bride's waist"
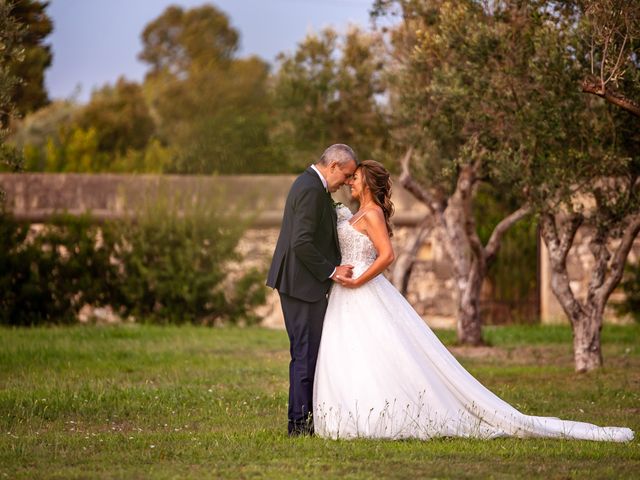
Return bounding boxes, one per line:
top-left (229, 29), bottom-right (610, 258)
top-left (343, 260), bottom-right (375, 277)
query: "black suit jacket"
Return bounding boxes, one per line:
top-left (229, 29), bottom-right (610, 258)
top-left (266, 167), bottom-right (340, 302)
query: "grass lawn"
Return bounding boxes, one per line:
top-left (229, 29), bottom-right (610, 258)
top-left (0, 324), bottom-right (638, 479)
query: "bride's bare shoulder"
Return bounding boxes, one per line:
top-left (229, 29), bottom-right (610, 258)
top-left (363, 206), bottom-right (385, 222)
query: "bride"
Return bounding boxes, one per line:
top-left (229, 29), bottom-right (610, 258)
top-left (313, 160), bottom-right (633, 442)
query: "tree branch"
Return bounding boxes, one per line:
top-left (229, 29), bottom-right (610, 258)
top-left (582, 77), bottom-right (640, 117)
top-left (599, 213), bottom-right (640, 302)
top-left (391, 213), bottom-right (433, 294)
top-left (590, 33), bottom-right (595, 76)
top-left (559, 213), bottom-right (584, 260)
top-left (399, 147), bottom-right (444, 215)
top-left (605, 33), bottom-right (628, 84)
top-left (485, 205), bottom-right (531, 264)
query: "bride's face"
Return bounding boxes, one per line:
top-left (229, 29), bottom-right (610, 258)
top-left (348, 168), bottom-right (366, 199)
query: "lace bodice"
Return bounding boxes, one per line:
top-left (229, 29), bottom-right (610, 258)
top-left (336, 205), bottom-right (377, 277)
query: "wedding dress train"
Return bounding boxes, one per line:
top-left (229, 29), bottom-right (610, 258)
top-left (313, 205), bottom-right (633, 442)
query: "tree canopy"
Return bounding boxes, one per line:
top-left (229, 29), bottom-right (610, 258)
top-left (138, 4), bottom-right (276, 173)
top-left (272, 27), bottom-right (389, 170)
top-left (6, 0), bottom-right (52, 117)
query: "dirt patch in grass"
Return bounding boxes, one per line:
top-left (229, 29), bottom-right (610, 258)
top-left (449, 345), bottom-right (573, 365)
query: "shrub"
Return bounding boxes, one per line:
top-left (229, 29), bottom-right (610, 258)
top-left (112, 189), bottom-right (266, 324)
top-left (0, 212), bottom-right (120, 325)
top-left (0, 191), bottom-right (267, 326)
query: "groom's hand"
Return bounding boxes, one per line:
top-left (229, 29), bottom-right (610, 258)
top-left (331, 265), bottom-right (354, 283)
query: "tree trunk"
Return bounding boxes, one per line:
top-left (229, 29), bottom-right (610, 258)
top-left (456, 262), bottom-right (484, 345)
top-left (572, 308), bottom-right (603, 372)
top-left (399, 148), bottom-right (529, 346)
top-left (444, 164), bottom-right (485, 345)
top-left (540, 211), bottom-right (640, 372)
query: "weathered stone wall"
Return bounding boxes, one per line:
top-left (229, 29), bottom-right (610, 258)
top-left (0, 173), bottom-right (299, 226)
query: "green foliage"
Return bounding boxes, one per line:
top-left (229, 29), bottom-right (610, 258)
top-left (376, 0), bottom-right (634, 209)
top-left (164, 57), bottom-right (279, 174)
top-left (109, 138), bottom-right (174, 173)
top-left (272, 27), bottom-right (389, 170)
top-left (0, 193), bottom-right (266, 326)
top-left (112, 188), bottom-right (265, 324)
top-left (7, 100), bottom-right (78, 168)
top-left (0, 0), bottom-right (25, 175)
top-left (0, 142), bottom-right (22, 173)
top-left (5, 0), bottom-right (52, 117)
top-left (223, 267), bottom-right (267, 325)
top-left (75, 78), bottom-right (156, 155)
top-left (580, 0), bottom-right (640, 111)
top-left (139, 4), bottom-right (239, 76)
top-left (11, 97), bottom-right (170, 173)
top-left (0, 1), bottom-right (22, 120)
top-left (10, 80), bottom-right (160, 172)
top-left (33, 125), bottom-right (118, 172)
top-left (10, 4), bottom-right (391, 174)
top-left (0, 141), bottom-right (23, 204)
top-left (376, 0), bottom-right (638, 330)
top-left (380, 1), bottom-right (582, 199)
top-left (140, 5), bottom-right (277, 174)
top-left (0, 212), bottom-right (121, 325)
top-left (474, 186), bottom-right (538, 324)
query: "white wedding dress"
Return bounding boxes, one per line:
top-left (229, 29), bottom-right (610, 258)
top-left (313, 205), bottom-right (634, 442)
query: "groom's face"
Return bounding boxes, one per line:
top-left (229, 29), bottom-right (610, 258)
top-left (326, 160), bottom-right (357, 193)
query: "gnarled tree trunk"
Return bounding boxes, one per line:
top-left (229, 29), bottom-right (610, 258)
top-left (540, 211), bottom-right (640, 372)
top-left (572, 306), bottom-right (604, 372)
top-left (443, 163), bottom-right (485, 345)
top-left (400, 148), bottom-right (530, 345)
top-left (455, 258), bottom-right (485, 345)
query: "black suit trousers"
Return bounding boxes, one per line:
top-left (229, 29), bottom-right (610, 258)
top-left (278, 291), bottom-right (328, 432)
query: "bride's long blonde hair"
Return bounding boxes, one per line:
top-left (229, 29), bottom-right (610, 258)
top-left (358, 160), bottom-right (394, 237)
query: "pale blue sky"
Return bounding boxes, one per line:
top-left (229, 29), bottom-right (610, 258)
top-left (46, 0), bottom-right (378, 102)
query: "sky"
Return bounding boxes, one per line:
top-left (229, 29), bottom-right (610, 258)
top-left (45, 0), bottom-right (379, 102)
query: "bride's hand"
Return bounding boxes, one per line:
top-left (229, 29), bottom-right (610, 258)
top-left (338, 276), bottom-right (360, 288)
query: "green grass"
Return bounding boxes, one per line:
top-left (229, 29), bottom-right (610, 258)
top-left (1, 324), bottom-right (638, 479)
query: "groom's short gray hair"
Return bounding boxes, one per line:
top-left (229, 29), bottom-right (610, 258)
top-left (317, 144), bottom-right (358, 167)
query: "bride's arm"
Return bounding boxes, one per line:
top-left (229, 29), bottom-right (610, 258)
top-left (340, 208), bottom-right (394, 288)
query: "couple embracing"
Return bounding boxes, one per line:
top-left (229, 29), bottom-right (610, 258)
top-left (267, 144), bottom-right (633, 442)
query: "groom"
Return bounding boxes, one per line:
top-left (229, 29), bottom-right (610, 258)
top-left (267, 144), bottom-right (358, 436)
